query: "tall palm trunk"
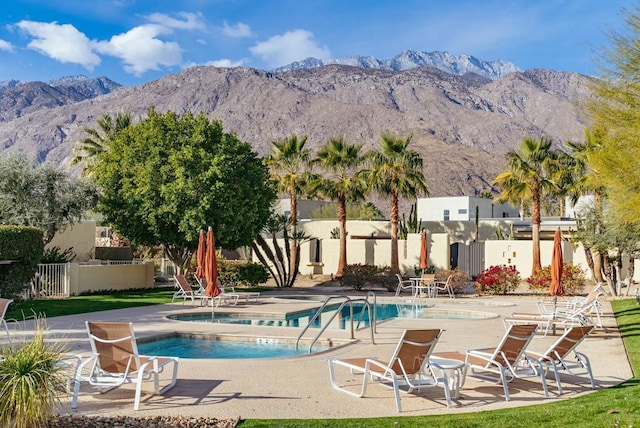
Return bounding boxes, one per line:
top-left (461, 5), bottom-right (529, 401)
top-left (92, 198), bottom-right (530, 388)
top-left (289, 192), bottom-right (298, 277)
top-left (390, 191), bottom-right (399, 271)
top-left (531, 181), bottom-right (542, 276)
top-left (337, 194), bottom-right (347, 278)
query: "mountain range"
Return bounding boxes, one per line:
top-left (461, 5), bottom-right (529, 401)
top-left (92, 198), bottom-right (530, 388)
top-left (274, 49), bottom-right (521, 80)
top-left (0, 51), bottom-right (591, 198)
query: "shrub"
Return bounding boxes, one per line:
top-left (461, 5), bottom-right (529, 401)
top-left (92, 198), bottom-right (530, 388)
top-left (0, 319), bottom-right (69, 428)
top-left (0, 226), bottom-right (44, 298)
top-left (218, 260), bottom-right (269, 287)
top-left (475, 265), bottom-right (521, 295)
top-left (339, 264), bottom-right (397, 291)
top-left (527, 264), bottom-right (587, 295)
top-left (41, 246), bottom-right (75, 264)
top-left (435, 268), bottom-right (471, 294)
top-left (237, 262), bottom-right (269, 286)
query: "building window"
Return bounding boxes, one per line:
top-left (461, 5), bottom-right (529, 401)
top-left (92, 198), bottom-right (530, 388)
top-left (443, 209), bottom-right (450, 221)
top-left (458, 209), bottom-right (467, 215)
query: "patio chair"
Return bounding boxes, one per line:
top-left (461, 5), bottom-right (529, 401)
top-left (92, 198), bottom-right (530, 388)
top-left (72, 321), bottom-right (179, 411)
top-left (506, 297), bottom-right (599, 335)
top-left (222, 285), bottom-right (260, 304)
top-left (394, 274), bottom-right (414, 296)
top-left (328, 329), bottom-right (451, 412)
top-left (525, 325), bottom-right (596, 394)
top-left (196, 277), bottom-right (241, 307)
top-left (536, 285), bottom-right (604, 328)
top-left (432, 275), bottom-right (455, 298)
top-left (0, 298), bottom-right (13, 339)
top-left (171, 274), bottom-right (210, 306)
top-left (434, 324), bottom-right (546, 401)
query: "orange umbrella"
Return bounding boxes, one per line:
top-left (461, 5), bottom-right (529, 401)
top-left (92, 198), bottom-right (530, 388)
top-left (419, 230), bottom-right (428, 272)
top-left (550, 228), bottom-right (564, 297)
top-left (195, 230), bottom-right (206, 279)
top-left (204, 227), bottom-right (220, 298)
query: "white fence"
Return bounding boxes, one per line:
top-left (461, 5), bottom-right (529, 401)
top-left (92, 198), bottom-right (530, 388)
top-left (31, 260), bottom-right (148, 299)
top-left (32, 263), bottom-right (70, 298)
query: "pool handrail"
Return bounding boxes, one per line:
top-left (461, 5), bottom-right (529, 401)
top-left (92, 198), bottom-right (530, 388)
top-left (296, 295), bottom-right (376, 353)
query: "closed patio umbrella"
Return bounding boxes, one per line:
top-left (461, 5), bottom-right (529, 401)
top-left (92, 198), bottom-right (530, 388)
top-left (204, 227), bottom-right (220, 298)
top-left (195, 230), bottom-right (206, 280)
top-left (419, 230), bottom-right (428, 273)
top-left (550, 228), bottom-right (564, 297)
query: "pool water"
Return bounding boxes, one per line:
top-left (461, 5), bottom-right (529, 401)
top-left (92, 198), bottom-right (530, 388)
top-left (170, 302), bottom-right (490, 329)
top-left (137, 336), bottom-right (329, 359)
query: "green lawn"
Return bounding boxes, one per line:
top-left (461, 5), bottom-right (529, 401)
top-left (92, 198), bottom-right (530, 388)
top-left (5, 292), bottom-right (639, 427)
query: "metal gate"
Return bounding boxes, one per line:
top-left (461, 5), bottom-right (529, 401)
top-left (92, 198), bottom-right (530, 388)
top-left (450, 242), bottom-right (485, 279)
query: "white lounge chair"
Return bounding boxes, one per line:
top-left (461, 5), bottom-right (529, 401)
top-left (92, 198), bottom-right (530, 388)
top-left (171, 274), bottom-right (210, 306)
top-left (72, 321), bottom-right (179, 411)
top-left (525, 325), bottom-right (596, 394)
top-left (328, 329), bottom-right (451, 412)
top-left (434, 324), bottom-right (546, 401)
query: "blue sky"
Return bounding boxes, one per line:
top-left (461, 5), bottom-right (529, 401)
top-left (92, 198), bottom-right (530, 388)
top-left (0, 0), bottom-right (634, 86)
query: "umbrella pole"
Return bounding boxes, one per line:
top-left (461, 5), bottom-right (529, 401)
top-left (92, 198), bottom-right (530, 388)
top-left (552, 295), bottom-right (557, 335)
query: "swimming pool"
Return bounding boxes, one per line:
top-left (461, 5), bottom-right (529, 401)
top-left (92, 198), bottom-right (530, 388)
top-left (170, 302), bottom-right (498, 328)
top-left (137, 334), bottom-right (331, 359)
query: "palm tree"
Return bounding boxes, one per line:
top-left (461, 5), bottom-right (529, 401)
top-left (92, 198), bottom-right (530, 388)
top-left (493, 136), bottom-right (560, 276)
top-left (71, 111), bottom-right (133, 176)
top-left (367, 134), bottom-right (428, 272)
top-left (313, 137), bottom-right (367, 278)
top-left (265, 134), bottom-right (312, 278)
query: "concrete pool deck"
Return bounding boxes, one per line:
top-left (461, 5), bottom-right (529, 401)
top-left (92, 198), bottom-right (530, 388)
top-left (6, 288), bottom-right (633, 420)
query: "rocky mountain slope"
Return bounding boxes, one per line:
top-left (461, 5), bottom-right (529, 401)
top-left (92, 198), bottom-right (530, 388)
top-left (0, 75), bottom-right (121, 123)
top-left (0, 65), bottom-right (590, 196)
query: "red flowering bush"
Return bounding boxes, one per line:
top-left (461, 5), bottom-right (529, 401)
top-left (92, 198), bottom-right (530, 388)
top-left (527, 264), bottom-right (587, 295)
top-left (475, 265), bottom-right (521, 295)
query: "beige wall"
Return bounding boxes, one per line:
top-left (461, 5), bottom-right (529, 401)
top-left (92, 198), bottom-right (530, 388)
top-left (47, 221), bottom-right (96, 261)
top-left (69, 262), bottom-right (154, 295)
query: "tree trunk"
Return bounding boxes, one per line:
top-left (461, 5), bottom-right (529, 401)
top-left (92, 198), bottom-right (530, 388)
top-left (531, 182), bottom-right (541, 276)
top-left (289, 192), bottom-right (298, 279)
top-left (583, 243), bottom-right (595, 278)
top-left (390, 192), bottom-right (399, 272)
top-left (592, 250), bottom-right (605, 283)
top-left (602, 256), bottom-right (617, 296)
top-left (627, 255), bottom-right (635, 296)
top-left (164, 244), bottom-right (191, 276)
top-left (336, 194), bottom-right (347, 278)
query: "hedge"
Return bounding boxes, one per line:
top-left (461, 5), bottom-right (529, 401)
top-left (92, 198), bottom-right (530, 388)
top-left (0, 226), bottom-right (44, 298)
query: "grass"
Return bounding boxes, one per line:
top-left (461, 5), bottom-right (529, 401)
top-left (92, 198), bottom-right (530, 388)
top-left (4, 291), bottom-right (639, 427)
top-left (5, 288), bottom-right (175, 321)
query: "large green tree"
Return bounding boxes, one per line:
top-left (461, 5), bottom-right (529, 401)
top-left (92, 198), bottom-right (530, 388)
top-left (93, 108), bottom-right (276, 272)
top-left (313, 137), bottom-right (367, 278)
top-left (71, 111), bottom-right (133, 177)
top-left (367, 134), bottom-right (428, 272)
top-left (265, 134), bottom-right (312, 279)
top-left (0, 155), bottom-right (98, 244)
top-left (493, 137), bottom-right (560, 276)
top-left (584, 5), bottom-right (640, 224)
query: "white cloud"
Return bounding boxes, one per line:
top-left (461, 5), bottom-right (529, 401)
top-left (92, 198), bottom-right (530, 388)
top-left (145, 12), bottom-right (205, 31)
top-left (250, 29), bottom-right (330, 68)
top-left (185, 58), bottom-right (244, 69)
top-left (0, 39), bottom-right (14, 52)
top-left (206, 58), bottom-right (244, 67)
top-left (221, 21), bottom-right (252, 38)
top-left (196, 38), bottom-right (207, 46)
top-left (94, 24), bottom-right (182, 76)
top-left (15, 20), bottom-right (100, 69)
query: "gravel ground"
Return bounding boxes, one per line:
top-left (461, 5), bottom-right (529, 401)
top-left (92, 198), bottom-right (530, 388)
top-left (46, 415), bottom-right (239, 427)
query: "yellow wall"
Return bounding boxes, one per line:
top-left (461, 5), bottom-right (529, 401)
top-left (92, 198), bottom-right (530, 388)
top-left (69, 262), bottom-right (154, 295)
top-left (47, 221), bottom-right (96, 261)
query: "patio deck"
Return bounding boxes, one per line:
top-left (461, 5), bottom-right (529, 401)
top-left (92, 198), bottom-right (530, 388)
top-left (6, 289), bottom-right (632, 420)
